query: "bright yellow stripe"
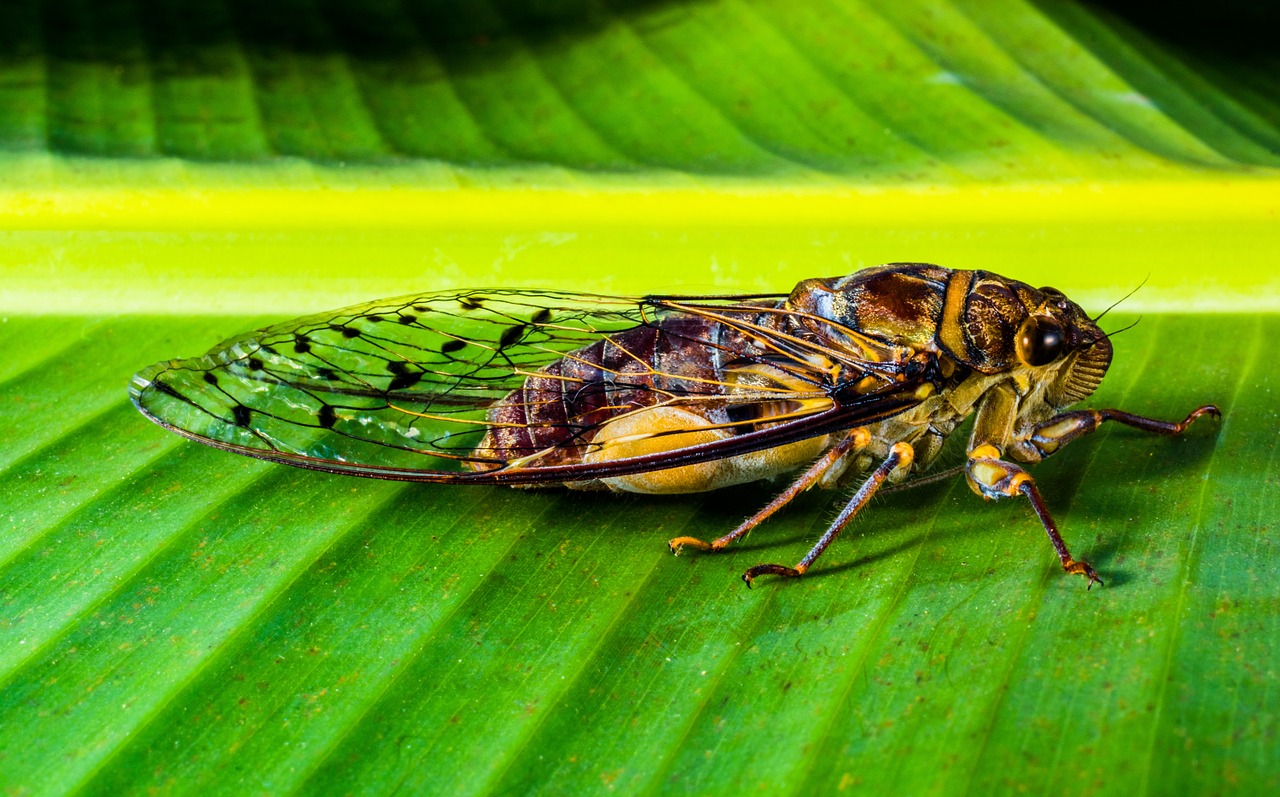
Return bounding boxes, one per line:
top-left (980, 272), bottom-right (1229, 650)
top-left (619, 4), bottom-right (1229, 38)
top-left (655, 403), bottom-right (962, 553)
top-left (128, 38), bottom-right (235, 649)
top-left (0, 178), bottom-right (1275, 231)
top-left (938, 270), bottom-right (974, 361)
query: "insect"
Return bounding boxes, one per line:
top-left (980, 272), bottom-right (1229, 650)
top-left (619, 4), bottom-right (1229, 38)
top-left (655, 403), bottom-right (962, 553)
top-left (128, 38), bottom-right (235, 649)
top-left (131, 263), bottom-right (1218, 588)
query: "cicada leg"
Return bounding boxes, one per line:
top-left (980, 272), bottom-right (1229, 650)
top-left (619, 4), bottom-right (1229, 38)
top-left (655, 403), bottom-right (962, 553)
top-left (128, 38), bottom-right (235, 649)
top-left (967, 445), bottom-right (1103, 588)
top-left (1015, 404), bottom-right (1221, 461)
top-left (668, 428), bottom-right (870, 556)
top-left (970, 403), bottom-right (1220, 589)
top-left (742, 442), bottom-right (914, 588)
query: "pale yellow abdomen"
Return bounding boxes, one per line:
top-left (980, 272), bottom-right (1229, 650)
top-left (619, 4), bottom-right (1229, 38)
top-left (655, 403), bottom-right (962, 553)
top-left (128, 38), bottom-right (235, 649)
top-left (582, 406), bottom-right (830, 494)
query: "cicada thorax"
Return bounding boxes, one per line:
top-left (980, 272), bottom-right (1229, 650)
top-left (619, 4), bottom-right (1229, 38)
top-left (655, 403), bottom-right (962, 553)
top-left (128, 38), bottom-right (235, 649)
top-left (788, 264), bottom-right (1011, 370)
top-left (777, 264), bottom-right (1116, 476)
top-left (794, 264), bottom-right (1111, 402)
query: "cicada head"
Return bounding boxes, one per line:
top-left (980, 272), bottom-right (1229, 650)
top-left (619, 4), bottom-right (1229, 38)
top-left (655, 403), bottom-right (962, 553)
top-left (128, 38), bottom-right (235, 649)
top-left (951, 272), bottom-right (1113, 409)
top-left (983, 280), bottom-right (1112, 410)
top-left (1033, 288), bottom-right (1113, 409)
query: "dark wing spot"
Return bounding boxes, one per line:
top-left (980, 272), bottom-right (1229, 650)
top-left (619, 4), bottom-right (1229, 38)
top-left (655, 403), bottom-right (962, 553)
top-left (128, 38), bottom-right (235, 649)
top-left (398, 314), bottom-right (416, 325)
top-left (317, 404), bottom-right (337, 429)
top-left (202, 372), bottom-right (219, 386)
top-left (531, 308), bottom-right (553, 324)
top-left (458, 296), bottom-right (485, 311)
top-left (232, 404), bottom-right (252, 427)
top-left (329, 324), bottom-right (360, 339)
top-left (386, 361), bottom-right (410, 375)
top-left (247, 357), bottom-right (265, 371)
top-left (152, 379), bottom-right (183, 399)
top-left (441, 339), bottom-right (467, 353)
top-left (498, 324), bottom-right (527, 348)
top-left (294, 336), bottom-right (312, 354)
top-left (316, 368), bottom-right (338, 380)
top-left (413, 304), bottom-right (430, 312)
top-left (365, 315), bottom-right (384, 324)
top-left (388, 372), bottom-right (424, 391)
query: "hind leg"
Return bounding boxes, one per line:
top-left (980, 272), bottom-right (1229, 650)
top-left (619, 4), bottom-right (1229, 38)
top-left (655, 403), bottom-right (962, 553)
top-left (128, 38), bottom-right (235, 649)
top-left (669, 428), bottom-right (869, 554)
top-left (741, 441), bottom-right (914, 587)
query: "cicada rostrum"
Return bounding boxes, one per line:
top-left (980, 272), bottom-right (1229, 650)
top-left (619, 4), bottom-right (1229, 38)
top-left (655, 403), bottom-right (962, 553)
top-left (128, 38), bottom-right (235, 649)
top-left (131, 263), bottom-right (1218, 588)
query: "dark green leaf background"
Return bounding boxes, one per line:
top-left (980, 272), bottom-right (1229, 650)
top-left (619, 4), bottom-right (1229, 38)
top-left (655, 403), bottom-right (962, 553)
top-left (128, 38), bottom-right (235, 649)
top-left (1, 1), bottom-right (1276, 794)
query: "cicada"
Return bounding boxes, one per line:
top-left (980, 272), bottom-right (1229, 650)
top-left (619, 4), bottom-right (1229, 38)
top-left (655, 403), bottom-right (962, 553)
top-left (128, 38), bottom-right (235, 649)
top-left (131, 263), bottom-right (1218, 587)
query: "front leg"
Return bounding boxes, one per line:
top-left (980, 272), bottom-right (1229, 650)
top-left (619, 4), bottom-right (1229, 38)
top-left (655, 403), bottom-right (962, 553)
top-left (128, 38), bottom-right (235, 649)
top-left (1012, 404), bottom-right (1220, 461)
top-left (967, 445), bottom-right (1102, 588)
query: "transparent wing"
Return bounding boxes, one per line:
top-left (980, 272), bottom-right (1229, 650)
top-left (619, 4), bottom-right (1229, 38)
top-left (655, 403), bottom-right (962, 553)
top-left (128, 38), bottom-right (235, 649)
top-left (131, 289), bottom-right (931, 484)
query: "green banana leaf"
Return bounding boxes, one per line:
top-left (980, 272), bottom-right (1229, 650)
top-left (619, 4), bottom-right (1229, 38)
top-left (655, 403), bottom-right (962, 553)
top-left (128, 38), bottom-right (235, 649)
top-left (1, 1), bottom-right (1276, 794)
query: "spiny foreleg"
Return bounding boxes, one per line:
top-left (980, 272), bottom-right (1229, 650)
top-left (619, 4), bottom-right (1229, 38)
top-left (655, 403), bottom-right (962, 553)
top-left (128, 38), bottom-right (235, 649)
top-left (1012, 404), bottom-right (1220, 461)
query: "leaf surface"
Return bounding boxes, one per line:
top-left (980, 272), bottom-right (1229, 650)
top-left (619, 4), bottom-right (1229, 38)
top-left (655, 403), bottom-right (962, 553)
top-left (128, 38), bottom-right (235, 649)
top-left (0, 1), bottom-right (1277, 794)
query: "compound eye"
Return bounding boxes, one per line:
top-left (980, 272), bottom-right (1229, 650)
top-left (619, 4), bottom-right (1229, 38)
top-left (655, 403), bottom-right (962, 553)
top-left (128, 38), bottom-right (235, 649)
top-left (1016, 315), bottom-right (1065, 366)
